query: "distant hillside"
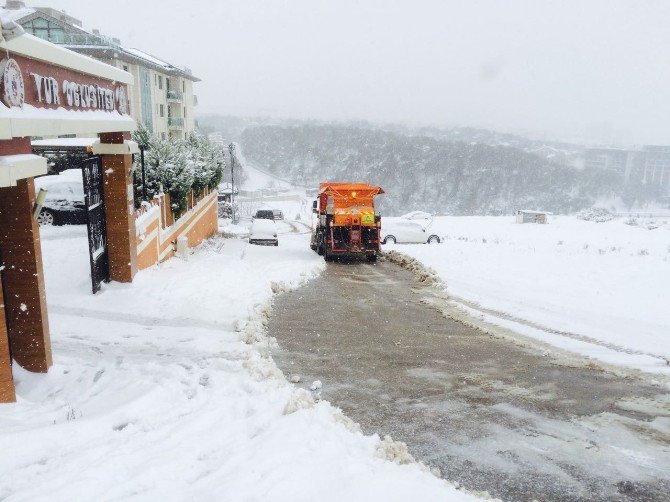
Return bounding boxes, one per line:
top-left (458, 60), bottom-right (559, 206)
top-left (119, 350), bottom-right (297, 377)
top-left (239, 124), bottom-right (616, 215)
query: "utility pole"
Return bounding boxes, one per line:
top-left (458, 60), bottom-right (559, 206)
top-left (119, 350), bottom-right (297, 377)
top-left (228, 143), bottom-right (237, 223)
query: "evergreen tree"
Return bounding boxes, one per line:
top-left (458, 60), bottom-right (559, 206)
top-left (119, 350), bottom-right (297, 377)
top-left (131, 128), bottom-right (224, 215)
top-left (145, 138), bottom-right (194, 215)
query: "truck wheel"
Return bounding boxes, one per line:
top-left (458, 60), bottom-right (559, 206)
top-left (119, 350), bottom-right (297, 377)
top-left (383, 235), bottom-right (396, 245)
top-left (427, 235), bottom-right (440, 244)
top-left (366, 254), bottom-right (377, 262)
top-left (324, 247), bottom-right (335, 262)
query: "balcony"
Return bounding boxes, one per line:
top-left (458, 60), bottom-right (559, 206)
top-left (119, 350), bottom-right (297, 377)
top-left (166, 90), bottom-right (183, 102)
top-left (168, 117), bottom-right (184, 129)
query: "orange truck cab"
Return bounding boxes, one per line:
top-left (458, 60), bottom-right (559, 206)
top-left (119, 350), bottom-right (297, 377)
top-left (310, 182), bottom-right (384, 262)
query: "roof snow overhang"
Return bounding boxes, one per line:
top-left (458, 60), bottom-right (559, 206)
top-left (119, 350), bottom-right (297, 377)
top-left (0, 153), bottom-right (47, 187)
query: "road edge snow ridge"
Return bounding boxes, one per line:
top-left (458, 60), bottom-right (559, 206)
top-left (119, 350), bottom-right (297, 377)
top-left (232, 260), bottom-right (488, 497)
top-left (382, 250), bottom-right (670, 383)
top-left (381, 250), bottom-right (445, 288)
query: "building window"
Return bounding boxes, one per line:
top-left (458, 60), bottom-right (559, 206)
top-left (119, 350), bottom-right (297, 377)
top-left (182, 81), bottom-right (185, 92)
top-left (157, 76), bottom-right (163, 90)
top-left (22, 17), bottom-right (65, 43)
top-left (161, 132), bottom-right (166, 139)
top-left (159, 104), bottom-right (164, 118)
top-left (183, 107), bottom-right (186, 118)
top-left (123, 65), bottom-right (129, 72)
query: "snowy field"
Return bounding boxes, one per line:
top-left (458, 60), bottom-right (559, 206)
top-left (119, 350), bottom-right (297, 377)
top-left (389, 215), bottom-right (670, 377)
top-left (0, 225), bottom-right (476, 501)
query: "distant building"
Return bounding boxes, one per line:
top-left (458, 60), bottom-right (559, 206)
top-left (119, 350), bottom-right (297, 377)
top-left (583, 148), bottom-right (630, 173)
top-left (515, 210), bottom-right (549, 224)
top-left (4, 1), bottom-right (200, 140)
top-left (583, 145), bottom-right (670, 195)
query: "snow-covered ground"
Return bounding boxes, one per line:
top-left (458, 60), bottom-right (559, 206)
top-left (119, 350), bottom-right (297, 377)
top-left (0, 225), bottom-right (476, 501)
top-left (387, 215), bottom-right (670, 377)
top-left (242, 163), bottom-right (296, 192)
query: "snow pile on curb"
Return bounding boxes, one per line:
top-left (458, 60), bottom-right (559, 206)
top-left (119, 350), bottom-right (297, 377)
top-left (381, 250), bottom-right (444, 288)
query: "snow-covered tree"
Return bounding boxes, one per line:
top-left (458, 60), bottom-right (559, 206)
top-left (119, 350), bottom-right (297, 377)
top-left (132, 123), bottom-right (152, 151)
top-left (145, 138), bottom-right (194, 215)
top-left (185, 132), bottom-right (224, 195)
top-left (132, 129), bottom-right (224, 215)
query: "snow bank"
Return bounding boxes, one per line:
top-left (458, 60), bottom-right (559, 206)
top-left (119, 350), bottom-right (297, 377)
top-left (0, 229), bottom-right (478, 501)
top-left (388, 215), bottom-right (670, 376)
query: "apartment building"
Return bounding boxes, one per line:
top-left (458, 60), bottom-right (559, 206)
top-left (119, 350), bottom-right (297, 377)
top-left (4, 1), bottom-right (199, 140)
top-left (584, 145), bottom-right (670, 195)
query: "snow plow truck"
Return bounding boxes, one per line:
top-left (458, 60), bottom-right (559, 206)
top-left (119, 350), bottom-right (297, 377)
top-left (310, 183), bottom-right (384, 262)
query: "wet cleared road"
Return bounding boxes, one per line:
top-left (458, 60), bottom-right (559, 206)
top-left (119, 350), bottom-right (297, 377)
top-left (268, 260), bottom-right (670, 501)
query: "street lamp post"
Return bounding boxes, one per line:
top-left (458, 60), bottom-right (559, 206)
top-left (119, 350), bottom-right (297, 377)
top-left (140, 145), bottom-right (147, 201)
top-left (228, 143), bottom-right (237, 224)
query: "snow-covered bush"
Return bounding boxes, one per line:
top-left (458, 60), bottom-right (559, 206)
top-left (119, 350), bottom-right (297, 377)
top-left (133, 127), bottom-right (225, 215)
top-left (576, 207), bottom-right (615, 223)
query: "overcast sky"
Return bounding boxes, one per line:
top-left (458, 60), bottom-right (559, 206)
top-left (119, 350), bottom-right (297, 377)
top-left (33, 0), bottom-right (670, 145)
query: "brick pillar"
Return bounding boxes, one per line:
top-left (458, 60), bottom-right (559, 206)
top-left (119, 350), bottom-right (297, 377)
top-left (0, 178), bottom-right (52, 373)
top-left (0, 275), bottom-right (16, 403)
top-left (99, 132), bottom-right (137, 283)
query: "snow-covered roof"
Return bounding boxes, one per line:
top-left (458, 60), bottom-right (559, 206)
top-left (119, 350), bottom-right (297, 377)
top-left (0, 6), bottom-right (34, 23)
top-left (517, 209), bottom-right (553, 215)
top-left (124, 48), bottom-right (173, 71)
top-left (1, 6), bottom-right (199, 81)
top-left (32, 137), bottom-right (97, 148)
top-left (0, 28), bottom-right (132, 84)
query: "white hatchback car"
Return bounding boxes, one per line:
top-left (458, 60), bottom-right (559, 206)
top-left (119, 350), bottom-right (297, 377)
top-left (381, 219), bottom-right (441, 244)
top-left (249, 218), bottom-right (279, 246)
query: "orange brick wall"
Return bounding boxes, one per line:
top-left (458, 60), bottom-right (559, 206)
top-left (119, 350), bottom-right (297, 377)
top-left (136, 191), bottom-right (218, 270)
top-left (136, 215), bottom-right (160, 270)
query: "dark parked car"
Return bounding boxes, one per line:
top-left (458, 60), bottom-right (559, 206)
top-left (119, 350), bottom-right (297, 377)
top-left (36, 179), bottom-right (87, 226)
top-left (253, 209), bottom-right (275, 220)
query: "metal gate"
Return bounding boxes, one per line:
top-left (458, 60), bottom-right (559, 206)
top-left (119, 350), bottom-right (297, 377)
top-left (82, 156), bottom-right (109, 293)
